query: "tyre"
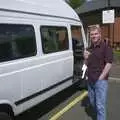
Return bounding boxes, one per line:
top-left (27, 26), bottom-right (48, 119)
top-left (0, 112), bottom-right (12, 120)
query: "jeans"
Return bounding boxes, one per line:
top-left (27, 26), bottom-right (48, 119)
top-left (88, 80), bottom-right (108, 120)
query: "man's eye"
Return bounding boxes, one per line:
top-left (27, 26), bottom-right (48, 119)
top-left (95, 33), bottom-right (98, 35)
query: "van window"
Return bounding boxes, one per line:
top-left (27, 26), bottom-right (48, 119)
top-left (71, 26), bottom-right (84, 51)
top-left (0, 24), bottom-right (37, 62)
top-left (40, 26), bottom-right (69, 54)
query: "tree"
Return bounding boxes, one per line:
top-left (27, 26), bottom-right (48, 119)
top-left (67, 0), bottom-right (85, 9)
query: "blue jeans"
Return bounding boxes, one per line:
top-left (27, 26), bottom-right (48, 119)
top-left (88, 80), bottom-right (108, 120)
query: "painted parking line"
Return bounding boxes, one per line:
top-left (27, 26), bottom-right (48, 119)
top-left (49, 90), bottom-right (88, 120)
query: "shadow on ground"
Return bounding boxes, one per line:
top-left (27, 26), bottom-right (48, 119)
top-left (81, 96), bottom-right (97, 120)
top-left (15, 86), bottom-right (78, 120)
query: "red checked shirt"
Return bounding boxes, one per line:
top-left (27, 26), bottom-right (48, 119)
top-left (87, 41), bottom-right (113, 83)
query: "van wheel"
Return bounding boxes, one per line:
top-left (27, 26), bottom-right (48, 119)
top-left (0, 112), bottom-right (12, 120)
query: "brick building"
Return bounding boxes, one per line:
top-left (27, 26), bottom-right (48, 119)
top-left (76, 0), bottom-right (120, 50)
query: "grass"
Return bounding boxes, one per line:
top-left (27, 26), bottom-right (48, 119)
top-left (113, 50), bottom-right (120, 64)
top-left (113, 51), bottom-right (120, 56)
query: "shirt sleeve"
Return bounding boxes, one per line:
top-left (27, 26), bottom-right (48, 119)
top-left (105, 45), bottom-right (113, 64)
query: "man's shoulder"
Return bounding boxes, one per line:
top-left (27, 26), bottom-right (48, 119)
top-left (103, 39), bottom-right (111, 47)
top-left (100, 39), bottom-right (110, 49)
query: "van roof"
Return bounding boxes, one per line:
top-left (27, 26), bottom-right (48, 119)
top-left (0, 0), bottom-right (80, 21)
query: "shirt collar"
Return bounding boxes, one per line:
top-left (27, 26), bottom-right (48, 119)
top-left (93, 40), bottom-right (101, 48)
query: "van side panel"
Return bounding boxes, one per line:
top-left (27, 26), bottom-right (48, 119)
top-left (0, 62), bottom-right (23, 115)
top-left (0, 14), bottom-right (74, 115)
top-left (21, 20), bottom-right (73, 111)
top-left (21, 51), bottom-right (73, 111)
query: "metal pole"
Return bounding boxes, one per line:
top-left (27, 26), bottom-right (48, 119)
top-left (107, 0), bottom-right (110, 43)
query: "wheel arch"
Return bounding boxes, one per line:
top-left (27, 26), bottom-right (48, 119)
top-left (0, 102), bottom-right (14, 119)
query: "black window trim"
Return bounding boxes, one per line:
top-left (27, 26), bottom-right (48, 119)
top-left (40, 25), bottom-right (69, 54)
top-left (0, 23), bottom-right (37, 63)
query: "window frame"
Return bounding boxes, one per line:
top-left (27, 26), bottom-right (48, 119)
top-left (0, 23), bottom-right (37, 63)
top-left (40, 25), bottom-right (69, 54)
top-left (71, 25), bottom-right (84, 47)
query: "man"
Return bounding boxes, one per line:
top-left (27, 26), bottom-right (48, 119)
top-left (84, 25), bottom-right (113, 120)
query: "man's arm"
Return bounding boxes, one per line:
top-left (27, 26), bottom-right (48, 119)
top-left (83, 50), bottom-right (90, 65)
top-left (99, 42), bottom-right (113, 80)
top-left (98, 63), bottom-right (112, 80)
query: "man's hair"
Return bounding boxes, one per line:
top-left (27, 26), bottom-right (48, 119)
top-left (88, 24), bottom-right (101, 33)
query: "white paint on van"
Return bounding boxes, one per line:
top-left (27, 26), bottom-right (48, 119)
top-left (0, 0), bottom-right (80, 21)
top-left (0, 0), bottom-right (86, 118)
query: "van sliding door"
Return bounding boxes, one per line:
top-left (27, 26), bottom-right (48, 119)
top-left (71, 26), bottom-right (84, 83)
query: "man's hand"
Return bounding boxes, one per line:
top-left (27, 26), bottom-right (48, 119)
top-left (84, 50), bottom-right (91, 60)
top-left (98, 63), bottom-right (112, 80)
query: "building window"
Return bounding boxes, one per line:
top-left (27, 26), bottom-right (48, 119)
top-left (40, 26), bottom-right (69, 54)
top-left (0, 24), bottom-right (37, 62)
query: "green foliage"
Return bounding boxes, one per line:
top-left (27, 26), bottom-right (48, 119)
top-left (113, 50), bottom-right (120, 64)
top-left (68, 0), bottom-right (85, 9)
top-left (114, 50), bottom-right (120, 56)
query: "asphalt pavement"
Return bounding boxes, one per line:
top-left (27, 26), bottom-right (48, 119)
top-left (49, 81), bottom-right (120, 120)
top-left (110, 63), bottom-right (120, 79)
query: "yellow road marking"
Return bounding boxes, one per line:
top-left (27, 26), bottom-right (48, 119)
top-left (49, 90), bottom-right (88, 120)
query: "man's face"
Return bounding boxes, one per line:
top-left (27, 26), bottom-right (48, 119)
top-left (90, 29), bottom-right (101, 44)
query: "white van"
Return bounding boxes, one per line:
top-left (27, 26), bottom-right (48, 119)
top-left (0, 0), bottom-right (86, 119)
